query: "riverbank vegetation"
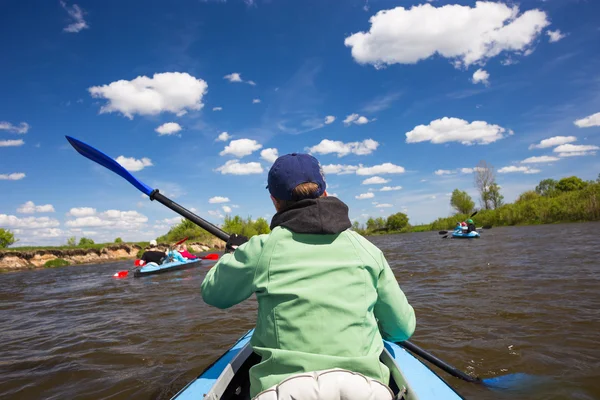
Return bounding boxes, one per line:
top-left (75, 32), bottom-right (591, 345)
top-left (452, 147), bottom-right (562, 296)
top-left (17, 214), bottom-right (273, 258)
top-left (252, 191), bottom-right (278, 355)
top-left (157, 215), bottom-right (270, 243)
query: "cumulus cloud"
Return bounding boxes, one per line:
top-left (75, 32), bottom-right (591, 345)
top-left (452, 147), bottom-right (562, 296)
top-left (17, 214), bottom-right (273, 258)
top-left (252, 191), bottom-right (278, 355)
top-left (155, 122), bottom-right (182, 136)
top-left (344, 2), bottom-right (549, 68)
top-left (115, 156), bottom-right (153, 172)
top-left (472, 69), bottom-right (490, 85)
top-left (88, 72), bottom-right (208, 119)
top-left (521, 155), bottom-right (560, 164)
top-left (498, 166), bottom-right (541, 174)
top-left (0, 139), bottom-right (25, 147)
top-left (435, 169), bottom-right (454, 175)
top-left (220, 138), bottom-right (262, 157)
top-left (222, 205), bottom-right (232, 213)
top-left (0, 214), bottom-right (60, 229)
top-left (66, 210), bottom-right (148, 229)
top-left (0, 173), bottom-right (25, 180)
top-left (343, 113), bottom-right (370, 126)
top-left (380, 186), bottom-right (402, 191)
top-left (252, 99), bottom-right (261, 104)
top-left (356, 163), bottom-right (405, 175)
top-left (574, 112), bottom-right (600, 128)
top-left (362, 176), bottom-right (390, 185)
top-left (375, 203), bottom-right (393, 208)
top-left (261, 148), bottom-right (279, 163)
top-left (215, 160), bottom-right (264, 175)
top-left (60, 1), bottom-right (88, 33)
top-left (406, 117), bottom-right (508, 145)
top-left (307, 139), bottom-right (379, 157)
top-left (17, 201), bottom-right (55, 214)
top-left (209, 196), bottom-right (230, 204)
top-left (216, 132), bottom-right (231, 142)
top-left (213, 107), bottom-right (223, 111)
top-left (0, 121), bottom-right (29, 134)
top-left (460, 167), bottom-right (485, 174)
top-left (547, 29), bottom-right (566, 43)
top-left (321, 164), bottom-right (359, 175)
top-left (224, 73), bottom-right (243, 82)
top-left (356, 192), bottom-right (375, 199)
top-left (553, 144), bottom-right (599, 157)
top-left (67, 207), bottom-right (96, 217)
top-left (324, 116), bottom-right (336, 124)
top-left (528, 135), bottom-right (577, 149)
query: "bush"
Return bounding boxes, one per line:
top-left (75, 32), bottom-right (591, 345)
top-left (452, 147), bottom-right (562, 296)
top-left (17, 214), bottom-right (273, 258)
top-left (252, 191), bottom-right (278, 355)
top-left (222, 216), bottom-right (271, 237)
top-left (114, 237), bottom-right (123, 243)
top-left (78, 237), bottom-right (95, 247)
top-left (44, 258), bottom-right (70, 268)
top-left (67, 236), bottom-right (77, 247)
top-left (0, 228), bottom-right (17, 249)
top-left (157, 219), bottom-right (214, 243)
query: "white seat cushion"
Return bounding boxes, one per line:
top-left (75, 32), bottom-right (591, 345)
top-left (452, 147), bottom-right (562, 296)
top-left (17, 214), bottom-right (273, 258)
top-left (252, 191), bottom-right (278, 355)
top-left (253, 368), bottom-right (394, 400)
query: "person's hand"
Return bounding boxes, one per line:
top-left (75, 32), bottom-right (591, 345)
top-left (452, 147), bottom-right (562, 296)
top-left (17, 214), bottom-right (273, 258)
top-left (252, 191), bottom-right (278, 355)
top-left (225, 234), bottom-right (249, 253)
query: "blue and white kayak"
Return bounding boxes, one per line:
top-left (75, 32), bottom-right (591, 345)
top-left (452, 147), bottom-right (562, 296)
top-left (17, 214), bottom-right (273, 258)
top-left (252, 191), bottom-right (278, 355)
top-left (452, 230), bottom-right (480, 239)
top-left (133, 258), bottom-right (202, 277)
top-left (172, 329), bottom-right (464, 400)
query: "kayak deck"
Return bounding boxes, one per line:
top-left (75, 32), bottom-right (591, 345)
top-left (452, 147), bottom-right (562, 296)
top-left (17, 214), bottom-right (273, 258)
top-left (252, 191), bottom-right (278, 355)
top-left (133, 259), bottom-right (202, 277)
top-left (452, 230), bottom-right (480, 239)
top-left (172, 330), bottom-right (464, 400)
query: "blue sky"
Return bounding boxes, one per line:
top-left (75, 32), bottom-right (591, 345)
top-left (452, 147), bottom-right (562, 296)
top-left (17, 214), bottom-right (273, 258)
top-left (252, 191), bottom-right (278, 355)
top-left (1, 0), bottom-right (599, 246)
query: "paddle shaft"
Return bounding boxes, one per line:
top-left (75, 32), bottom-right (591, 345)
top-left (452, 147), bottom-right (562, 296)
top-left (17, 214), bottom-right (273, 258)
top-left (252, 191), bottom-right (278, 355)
top-left (399, 340), bottom-right (480, 383)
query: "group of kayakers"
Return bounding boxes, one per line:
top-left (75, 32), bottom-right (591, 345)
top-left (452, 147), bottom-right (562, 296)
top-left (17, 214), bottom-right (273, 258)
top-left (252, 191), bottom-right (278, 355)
top-left (138, 239), bottom-right (198, 266)
top-left (456, 218), bottom-right (477, 233)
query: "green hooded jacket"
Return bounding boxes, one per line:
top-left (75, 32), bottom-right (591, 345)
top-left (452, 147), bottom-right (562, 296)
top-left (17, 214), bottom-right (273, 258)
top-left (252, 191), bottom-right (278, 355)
top-left (201, 197), bottom-right (416, 397)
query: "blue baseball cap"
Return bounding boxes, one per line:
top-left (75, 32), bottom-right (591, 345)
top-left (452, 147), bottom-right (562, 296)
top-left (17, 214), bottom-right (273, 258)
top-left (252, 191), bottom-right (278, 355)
top-left (267, 153), bottom-right (326, 200)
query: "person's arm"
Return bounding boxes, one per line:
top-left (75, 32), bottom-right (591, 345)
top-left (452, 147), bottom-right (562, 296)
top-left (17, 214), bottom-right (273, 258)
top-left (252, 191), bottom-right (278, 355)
top-left (374, 254), bottom-right (416, 342)
top-left (201, 235), bottom-right (266, 309)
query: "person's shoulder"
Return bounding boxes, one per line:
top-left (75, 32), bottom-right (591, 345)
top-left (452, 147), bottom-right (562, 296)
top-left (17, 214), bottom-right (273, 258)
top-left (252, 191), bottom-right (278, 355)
top-left (342, 229), bottom-right (385, 258)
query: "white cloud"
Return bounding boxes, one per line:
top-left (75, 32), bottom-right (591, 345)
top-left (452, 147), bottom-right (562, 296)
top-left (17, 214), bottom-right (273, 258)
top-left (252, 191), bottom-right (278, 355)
top-left (356, 192), bottom-right (375, 199)
top-left (321, 164), bottom-right (359, 175)
top-left (215, 160), bottom-right (264, 175)
top-left (247, 80), bottom-right (257, 86)
top-left (472, 69), bottom-right (490, 85)
top-left (375, 203), bottom-right (393, 208)
top-left (220, 138), bottom-right (262, 157)
top-left (0, 173), bottom-right (25, 180)
top-left (460, 167), bottom-right (485, 174)
top-left (209, 196), bottom-right (230, 204)
top-left (345, 2), bottom-right (549, 68)
top-left (156, 216), bottom-right (183, 226)
top-left (547, 29), bottom-right (566, 43)
top-left (224, 73), bottom-right (243, 83)
top-left (343, 113), bottom-right (370, 126)
top-left (498, 166), bottom-right (541, 174)
top-left (17, 201), bottom-right (55, 214)
top-left (356, 163), bottom-right (405, 175)
top-left (66, 210), bottom-right (148, 229)
top-left (67, 207), bottom-right (96, 217)
top-left (435, 169), bottom-right (454, 175)
top-left (88, 72), bottom-right (208, 119)
top-left (155, 122), bottom-right (182, 136)
top-left (362, 176), bottom-right (390, 185)
top-left (0, 214), bottom-right (60, 229)
top-left (406, 117), bottom-right (508, 145)
top-left (216, 132), bottom-right (231, 142)
top-left (380, 186), bottom-right (402, 191)
top-left (115, 155), bottom-right (153, 172)
top-left (208, 210), bottom-right (224, 219)
top-left (553, 144), bottom-right (599, 157)
top-left (307, 139), bottom-right (379, 157)
top-left (60, 1), bottom-right (88, 33)
top-left (252, 99), bottom-right (261, 104)
top-left (0, 139), bottom-right (25, 147)
top-left (529, 135), bottom-right (577, 149)
top-left (362, 92), bottom-right (402, 113)
top-left (521, 155), bottom-right (560, 164)
top-left (574, 112), bottom-right (600, 128)
top-left (222, 205), bottom-right (232, 213)
top-left (213, 106), bottom-right (223, 111)
top-left (324, 116), bottom-right (336, 124)
top-left (0, 121), bottom-right (29, 134)
top-left (261, 148), bottom-right (279, 163)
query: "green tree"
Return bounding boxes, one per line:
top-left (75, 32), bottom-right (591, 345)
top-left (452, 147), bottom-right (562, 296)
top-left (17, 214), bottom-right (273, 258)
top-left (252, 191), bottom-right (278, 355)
top-left (157, 219), bottom-right (212, 243)
top-left (67, 236), bottom-right (77, 247)
top-left (386, 212), bottom-right (409, 231)
top-left (253, 218), bottom-right (271, 235)
top-left (516, 190), bottom-right (540, 203)
top-left (487, 183), bottom-right (504, 209)
top-left (0, 228), bottom-right (17, 248)
top-left (114, 237), bottom-right (123, 243)
top-left (450, 189), bottom-right (475, 214)
top-left (556, 176), bottom-right (587, 192)
top-left (535, 178), bottom-right (558, 197)
top-left (78, 237), bottom-right (95, 246)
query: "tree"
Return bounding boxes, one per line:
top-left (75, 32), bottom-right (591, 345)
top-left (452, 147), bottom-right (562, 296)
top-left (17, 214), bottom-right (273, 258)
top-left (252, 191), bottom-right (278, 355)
top-left (535, 178), bottom-right (558, 197)
top-left (67, 236), bottom-right (77, 247)
top-left (78, 237), bottom-right (95, 246)
top-left (450, 189), bottom-right (475, 215)
top-left (253, 218), bottom-right (271, 235)
top-left (386, 212), bottom-right (409, 231)
top-left (556, 176), bottom-right (587, 192)
top-left (474, 160), bottom-right (496, 210)
top-left (0, 228), bottom-right (16, 248)
top-left (516, 190), bottom-right (540, 203)
top-left (487, 183), bottom-right (504, 209)
top-left (114, 237), bottom-right (123, 243)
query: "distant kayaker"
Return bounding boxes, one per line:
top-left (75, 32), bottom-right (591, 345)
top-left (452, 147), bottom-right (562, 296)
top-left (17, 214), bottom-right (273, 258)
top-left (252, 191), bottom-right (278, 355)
top-left (177, 244), bottom-right (198, 260)
top-left (201, 153), bottom-right (416, 400)
top-left (139, 240), bottom-right (166, 265)
top-left (466, 219), bottom-right (477, 233)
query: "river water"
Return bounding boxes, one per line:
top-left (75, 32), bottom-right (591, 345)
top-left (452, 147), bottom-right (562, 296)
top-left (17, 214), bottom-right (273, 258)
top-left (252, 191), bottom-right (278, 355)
top-left (1, 223), bottom-right (599, 400)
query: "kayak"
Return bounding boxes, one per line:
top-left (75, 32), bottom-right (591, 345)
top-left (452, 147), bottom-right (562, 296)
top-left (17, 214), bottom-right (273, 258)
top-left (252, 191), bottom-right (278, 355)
top-left (171, 329), bottom-right (464, 400)
top-left (452, 230), bottom-right (480, 239)
top-left (133, 258), bottom-right (202, 277)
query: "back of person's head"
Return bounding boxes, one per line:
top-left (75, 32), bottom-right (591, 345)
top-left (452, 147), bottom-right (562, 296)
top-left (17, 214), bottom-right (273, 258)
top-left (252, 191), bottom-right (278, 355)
top-left (267, 153), bottom-right (327, 211)
top-left (149, 239), bottom-right (157, 248)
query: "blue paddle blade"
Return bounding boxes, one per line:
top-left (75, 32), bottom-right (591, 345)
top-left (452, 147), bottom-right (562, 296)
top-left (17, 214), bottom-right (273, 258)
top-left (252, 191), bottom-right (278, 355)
top-left (65, 136), bottom-right (154, 196)
top-left (483, 372), bottom-right (546, 390)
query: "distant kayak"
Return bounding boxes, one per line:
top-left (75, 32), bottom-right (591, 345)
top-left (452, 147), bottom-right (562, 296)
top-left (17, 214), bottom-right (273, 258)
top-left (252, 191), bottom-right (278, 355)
top-left (133, 259), bottom-right (203, 277)
top-left (452, 230), bottom-right (480, 239)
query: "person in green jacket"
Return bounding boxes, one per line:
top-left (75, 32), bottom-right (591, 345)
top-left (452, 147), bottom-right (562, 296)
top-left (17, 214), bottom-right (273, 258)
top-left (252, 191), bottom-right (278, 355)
top-left (201, 153), bottom-right (416, 398)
